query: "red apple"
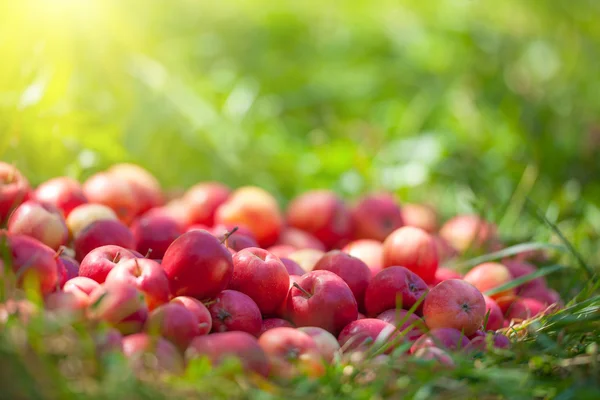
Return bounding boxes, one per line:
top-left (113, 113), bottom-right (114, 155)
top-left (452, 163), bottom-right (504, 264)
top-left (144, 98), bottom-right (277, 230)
top-left (400, 203), bottom-right (438, 233)
top-left (0, 162), bottom-right (30, 223)
top-left (376, 309), bottom-right (425, 342)
top-left (482, 295), bottom-right (504, 331)
top-left (59, 255), bottom-right (79, 281)
top-left (432, 267), bottom-right (462, 285)
top-left (162, 230), bottom-right (233, 300)
top-left (4, 234), bottom-right (58, 294)
top-left (230, 248), bottom-right (289, 316)
top-left (364, 266), bottom-right (429, 317)
top-left (463, 262), bottom-right (515, 301)
top-left (338, 318), bottom-right (399, 354)
top-left (464, 332), bottom-right (510, 353)
top-left (280, 257), bottom-right (305, 276)
top-left (276, 227), bottom-right (326, 251)
top-left (286, 270), bottom-right (358, 335)
top-left (413, 347), bottom-right (455, 368)
top-left (258, 327), bottom-right (325, 379)
top-left (505, 298), bottom-right (547, 321)
top-left (146, 302), bottom-right (200, 350)
top-left (297, 326), bottom-right (341, 363)
top-left (216, 230), bottom-right (258, 253)
top-left (7, 201), bottom-right (69, 250)
top-left (313, 250), bottom-right (371, 311)
top-left (382, 226), bottom-right (439, 284)
top-left (351, 193), bottom-right (403, 242)
top-left (83, 172), bottom-right (139, 225)
top-left (130, 210), bottom-right (184, 259)
top-left (410, 328), bottom-right (470, 353)
top-left (215, 186), bottom-right (283, 247)
top-left (105, 258), bottom-right (170, 310)
top-left (286, 190), bottom-right (353, 249)
top-left (170, 296), bottom-right (212, 336)
top-left (107, 163), bottom-right (164, 215)
top-left (432, 235), bottom-right (459, 264)
top-left (45, 291), bottom-right (88, 317)
top-left (74, 219), bottom-right (135, 262)
top-left (181, 182), bottom-right (231, 227)
top-left (88, 280), bottom-right (149, 334)
top-left (439, 214), bottom-right (500, 254)
top-left (63, 276), bottom-right (100, 307)
top-left (275, 275), bottom-right (301, 319)
top-left (208, 290), bottom-right (262, 337)
top-left (259, 318), bottom-right (294, 336)
top-left (423, 279), bottom-right (485, 336)
top-left (95, 328), bottom-right (124, 355)
top-left (122, 333), bottom-right (185, 375)
top-left (30, 177), bottom-right (87, 217)
top-left (286, 248), bottom-right (325, 273)
top-left (519, 286), bottom-right (562, 307)
top-left (66, 203), bottom-right (118, 239)
top-left (79, 245), bottom-right (137, 283)
top-left (267, 245), bottom-right (297, 259)
top-left (502, 260), bottom-right (546, 293)
top-left (342, 239), bottom-right (384, 278)
top-left (186, 331), bottom-right (270, 377)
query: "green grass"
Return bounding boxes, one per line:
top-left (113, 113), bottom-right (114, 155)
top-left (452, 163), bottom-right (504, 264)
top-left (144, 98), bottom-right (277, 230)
top-left (1, 0), bottom-right (600, 398)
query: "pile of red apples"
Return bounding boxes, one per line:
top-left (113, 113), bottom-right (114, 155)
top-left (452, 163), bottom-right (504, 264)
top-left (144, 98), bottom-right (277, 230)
top-left (0, 161), bottom-right (563, 379)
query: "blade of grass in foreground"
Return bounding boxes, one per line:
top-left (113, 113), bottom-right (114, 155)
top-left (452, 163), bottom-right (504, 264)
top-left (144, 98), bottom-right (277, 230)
top-left (446, 242), bottom-right (566, 271)
top-left (484, 264), bottom-right (566, 297)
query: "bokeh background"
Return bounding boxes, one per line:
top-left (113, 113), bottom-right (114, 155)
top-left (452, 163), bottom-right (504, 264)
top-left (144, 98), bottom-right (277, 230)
top-left (1, 0), bottom-right (599, 266)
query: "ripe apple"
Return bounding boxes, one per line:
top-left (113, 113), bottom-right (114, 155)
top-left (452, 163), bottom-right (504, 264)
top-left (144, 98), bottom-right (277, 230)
top-left (83, 172), bottom-right (139, 225)
top-left (400, 203), bottom-right (438, 233)
top-left (376, 309), bottom-right (425, 342)
top-left (286, 270), bottom-right (358, 335)
top-left (45, 291), bottom-right (88, 317)
top-left (214, 228), bottom-right (258, 253)
top-left (214, 186), bottom-right (283, 247)
top-left (186, 331), bottom-right (270, 377)
top-left (107, 163), bottom-right (164, 215)
top-left (439, 214), bottom-right (500, 254)
top-left (8, 201), bottom-right (69, 250)
top-left (74, 219), bottom-right (135, 262)
top-left (30, 177), bottom-right (87, 217)
top-left (63, 276), bottom-right (100, 307)
top-left (342, 239), bottom-right (384, 278)
top-left (410, 328), bottom-right (470, 353)
top-left (122, 333), bottom-right (185, 375)
top-left (350, 192), bottom-right (403, 242)
top-left (482, 295), bottom-right (504, 331)
top-left (413, 347), bottom-right (455, 368)
top-left (59, 255), bottom-right (79, 281)
top-left (505, 298), bottom-right (547, 321)
top-left (79, 245), bottom-right (137, 283)
top-left (463, 262), bottom-right (515, 301)
top-left (464, 332), bottom-right (511, 353)
top-left (146, 302), bottom-right (201, 350)
top-left (161, 230), bottom-right (233, 300)
top-left (4, 234), bottom-right (58, 295)
top-left (0, 162), bottom-right (30, 223)
top-left (286, 190), bottom-right (353, 249)
top-left (181, 182), bottom-right (231, 227)
top-left (259, 318), bottom-right (294, 336)
top-left (312, 250), bottom-right (371, 311)
top-left (258, 327), bottom-right (325, 379)
top-left (279, 257), bottom-right (305, 276)
top-left (432, 267), bottom-right (463, 285)
top-left (130, 210), bottom-right (183, 260)
top-left (364, 266), bottom-right (429, 317)
top-left (276, 227), bottom-right (326, 251)
top-left (208, 290), bottom-right (262, 337)
top-left (170, 296), bottom-right (212, 335)
top-left (275, 275), bottom-right (300, 319)
top-left (382, 226), bottom-right (439, 284)
top-left (286, 248), bottom-right (325, 273)
top-left (297, 326), bottom-right (341, 363)
top-left (423, 279), bottom-right (486, 336)
top-left (105, 258), bottom-right (170, 310)
top-left (503, 260), bottom-right (546, 293)
top-left (66, 203), bottom-right (118, 239)
top-left (519, 286), bottom-right (562, 307)
top-left (432, 235), bottom-right (458, 264)
top-left (88, 280), bottom-right (148, 334)
top-left (230, 248), bottom-right (289, 316)
top-left (338, 318), bottom-right (398, 354)
top-left (266, 245), bottom-right (297, 259)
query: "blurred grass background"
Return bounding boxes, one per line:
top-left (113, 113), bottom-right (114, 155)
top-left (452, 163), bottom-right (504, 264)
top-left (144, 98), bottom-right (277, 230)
top-left (1, 0), bottom-right (600, 267)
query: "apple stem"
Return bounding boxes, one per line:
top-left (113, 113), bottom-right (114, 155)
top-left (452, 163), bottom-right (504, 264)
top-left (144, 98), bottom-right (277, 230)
top-left (133, 259), bottom-right (142, 277)
top-left (112, 252), bottom-right (121, 263)
top-left (292, 282), bottom-right (312, 299)
top-left (219, 226), bottom-right (239, 245)
top-left (54, 246), bottom-right (66, 260)
top-left (144, 248), bottom-right (153, 258)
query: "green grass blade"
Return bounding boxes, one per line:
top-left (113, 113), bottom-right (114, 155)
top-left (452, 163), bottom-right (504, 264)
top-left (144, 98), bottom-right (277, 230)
top-left (484, 264), bottom-right (566, 297)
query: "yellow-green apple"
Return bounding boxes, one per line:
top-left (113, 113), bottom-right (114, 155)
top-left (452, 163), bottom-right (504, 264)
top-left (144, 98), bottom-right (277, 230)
top-left (423, 279), bottom-right (485, 336)
top-left (350, 193), bottom-right (404, 242)
top-left (8, 201), bottom-right (69, 250)
top-left (161, 230), bottom-right (233, 300)
top-left (297, 326), bottom-right (340, 363)
top-left (74, 219), bottom-right (135, 262)
top-left (122, 333), bottom-right (184, 375)
top-left (342, 239), bottom-right (384, 278)
top-left (286, 270), bottom-right (358, 335)
top-left (230, 248), bottom-right (289, 316)
top-left (186, 331), bottom-right (270, 377)
top-left (30, 177), bottom-right (87, 217)
top-left (382, 226), bottom-right (439, 284)
top-left (463, 262), bottom-right (515, 301)
top-left (286, 190), bottom-right (353, 249)
top-left (364, 266), bottom-right (429, 317)
top-left (208, 289), bottom-right (262, 337)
